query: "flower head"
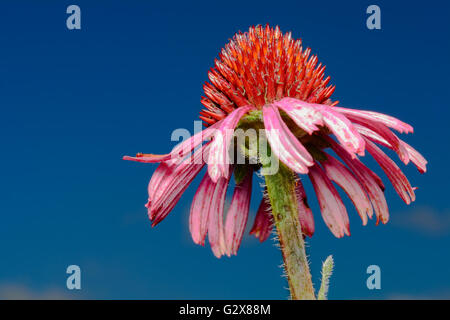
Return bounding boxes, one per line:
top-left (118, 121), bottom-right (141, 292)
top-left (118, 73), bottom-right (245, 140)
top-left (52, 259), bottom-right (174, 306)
top-left (124, 25), bottom-right (427, 257)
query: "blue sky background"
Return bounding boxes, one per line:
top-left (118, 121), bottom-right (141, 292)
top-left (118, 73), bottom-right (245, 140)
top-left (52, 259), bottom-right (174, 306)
top-left (0, 0), bottom-right (449, 299)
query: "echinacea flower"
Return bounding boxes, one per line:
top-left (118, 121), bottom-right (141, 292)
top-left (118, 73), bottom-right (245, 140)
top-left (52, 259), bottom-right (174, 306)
top-left (124, 25), bottom-right (427, 299)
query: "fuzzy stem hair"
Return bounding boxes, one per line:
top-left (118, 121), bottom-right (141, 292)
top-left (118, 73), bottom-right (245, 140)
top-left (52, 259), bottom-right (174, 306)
top-left (263, 162), bottom-right (316, 300)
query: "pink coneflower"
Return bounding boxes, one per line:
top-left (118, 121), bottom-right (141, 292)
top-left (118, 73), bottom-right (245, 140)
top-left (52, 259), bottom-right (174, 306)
top-left (124, 25), bottom-right (426, 299)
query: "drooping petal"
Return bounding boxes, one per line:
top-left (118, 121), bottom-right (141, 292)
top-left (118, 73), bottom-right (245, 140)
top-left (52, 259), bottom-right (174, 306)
top-left (207, 175), bottom-right (230, 258)
top-left (263, 104), bottom-right (314, 174)
top-left (208, 106), bottom-right (253, 182)
top-left (295, 179), bottom-right (315, 237)
top-left (355, 124), bottom-right (427, 173)
top-left (353, 123), bottom-right (390, 148)
top-left (224, 172), bottom-right (253, 256)
top-left (350, 118), bottom-right (409, 164)
top-left (318, 105), bottom-right (365, 157)
top-left (334, 106), bottom-right (414, 134)
top-left (123, 153), bottom-right (171, 163)
top-left (402, 141), bottom-right (427, 173)
top-left (326, 137), bottom-right (389, 224)
top-left (250, 197), bottom-right (273, 242)
top-left (169, 121), bottom-right (221, 163)
top-left (125, 122), bottom-right (220, 166)
top-left (150, 144), bottom-right (209, 212)
top-left (149, 144), bottom-right (210, 226)
top-left (189, 172), bottom-right (216, 246)
top-left (146, 162), bottom-right (171, 212)
top-left (364, 138), bottom-right (416, 204)
top-left (308, 163), bottom-right (350, 238)
top-left (274, 97), bottom-right (323, 134)
top-left (321, 154), bottom-right (372, 225)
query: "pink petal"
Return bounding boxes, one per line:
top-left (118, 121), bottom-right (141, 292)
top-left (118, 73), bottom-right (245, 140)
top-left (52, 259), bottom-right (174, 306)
top-left (190, 166), bottom-right (232, 248)
top-left (189, 172), bottom-right (215, 246)
top-left (321, 154), bottom-right (372, 225)
top-left (402, 141), bottom-right (427, 173)
top-left (274, 97), bottom-right (323, 134)
top-left (123, 153), bottom-right (171, 163)
top-left (295, 179), bottom-right (315, 237)
top-left (350, 118), bottom-right (409, 164)
top-left (207, 175), bottom-right (230, 258)
top-left (250, 197), bottom-right (273, 242)
top-left (327, 137), bottom-right (389, 224)
top-left (208, 106), bottom-right (253, 182)
top-left (146, 162), bottom-right (171, 213)
top-left (308, 163), bottom-right (350, 238)
top-left (149, 144), bottom-right (210, 226)
top-left (263, 104), bottom-right (314, 174)
top-left (224, 172), bottom-right (253, 255)
top-left (334, 106), bottom-right (414, 134)
top-left (355, 124), bottom-right (427, 173)
top-left (170, 121), bottom-right (221, 163)
top-left (126, 122), bottom-right (221, 166)
top-left (318, 105), bottom-right (365, 157)
top-left (353, 123), bottom-right (390, 148)
top-left (364, 138), bottom-right (416, 204)
top-left (150, 144), bottom-right (209, 210)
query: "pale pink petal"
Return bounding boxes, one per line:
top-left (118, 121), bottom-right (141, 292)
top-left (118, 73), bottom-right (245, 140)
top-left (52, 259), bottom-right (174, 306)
top-left (274, 97), bottom-right (323, 134)
top-left (364, 138), bottom-right (416, 204)
top-left (169, 121), bottom-right (221, 164)
top-left (295, 179), bottom-right (315, 237)
top-left (263, 104), bottom-right (314, 174)
top-left (318, 105), bottom-right (365, 157)
top-left (402, 141), bottom-right (427, 173)
top-left (208, 106), bottom-right (253, 182)
top-left (149, 144), bottom-right (210, 226)
top-left (353, 123), bottom-right (390, 148)
top-left (334, 106), bottom-right (414, 134)
top-left (224, 172), bottom-right (253, 255)
top-left (321, 154), bottom-right (372, 225)
top-left (308, 163), bottom-right (350, 238)
top-left (250, 197), bottom-right (273, 242)
top-left (351, 119), bottom-right (409, 164)
top-left (327, 137), bottom-right (389, 224)
top-left (207, 175), bottom-right (230, 258)
top-left (355, 124), bottom-right (427, 173)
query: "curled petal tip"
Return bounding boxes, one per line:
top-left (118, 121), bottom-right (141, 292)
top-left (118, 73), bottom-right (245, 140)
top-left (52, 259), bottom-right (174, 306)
top-left (150, 220), bottom-right (159, 228)
top-left (345, 226), bottom-right (351, 236)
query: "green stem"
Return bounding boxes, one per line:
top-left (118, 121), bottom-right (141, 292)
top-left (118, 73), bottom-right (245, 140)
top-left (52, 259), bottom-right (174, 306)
top-left (263, 163), bottom-right (316, 300)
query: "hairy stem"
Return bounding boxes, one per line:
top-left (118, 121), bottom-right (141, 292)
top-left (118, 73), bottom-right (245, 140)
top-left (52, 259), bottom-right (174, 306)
top-left (263, 163), bottom-right (316, 300)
